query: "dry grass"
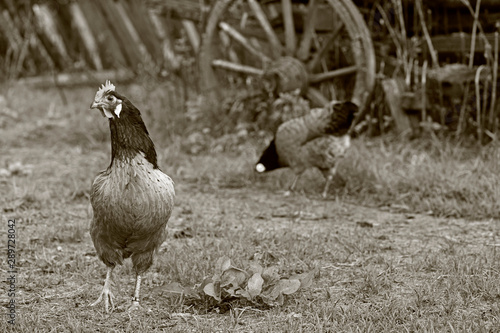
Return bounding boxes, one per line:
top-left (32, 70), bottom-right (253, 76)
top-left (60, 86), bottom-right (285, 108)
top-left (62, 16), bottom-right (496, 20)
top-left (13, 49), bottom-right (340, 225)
top-left (342, 136), bottom-right (500, 218)
top-left (1, 81), bottom-right (500, 332)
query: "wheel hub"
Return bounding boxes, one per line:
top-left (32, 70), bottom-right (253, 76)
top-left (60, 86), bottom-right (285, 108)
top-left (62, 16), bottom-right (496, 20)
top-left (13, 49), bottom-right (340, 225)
top-left (262, 56), bottom-right (309, 95)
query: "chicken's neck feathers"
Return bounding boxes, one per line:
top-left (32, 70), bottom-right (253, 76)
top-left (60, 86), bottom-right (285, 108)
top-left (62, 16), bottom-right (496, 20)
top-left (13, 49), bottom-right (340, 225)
top-left (108, 102), bottom-right (158, 169)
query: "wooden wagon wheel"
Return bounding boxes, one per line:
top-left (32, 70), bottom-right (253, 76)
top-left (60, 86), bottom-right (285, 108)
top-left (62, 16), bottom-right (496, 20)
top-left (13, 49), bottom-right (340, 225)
top-left (199, 0), bottom-right (376, 111)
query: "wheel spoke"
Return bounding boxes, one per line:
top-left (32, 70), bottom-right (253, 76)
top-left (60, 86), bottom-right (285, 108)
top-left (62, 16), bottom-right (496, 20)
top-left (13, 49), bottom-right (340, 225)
top-left (281, 0), bottom-right (296, 56)
top-left (309, 66), bottom-right (358, 83)
top-left (212, 59), bottom-right (264, 76)
top-left (296, 0), bottom-right (317, 61)
top-left (218, 21), bottom-right (271, 63)
top-left (219, 31), bottom-right (240, 64)
top-left (306, 87), bottom-right (330, 107)
top-left (248, 0), bottom-right (283, 58)
top-left (307, 24), bottom-right (343, 72)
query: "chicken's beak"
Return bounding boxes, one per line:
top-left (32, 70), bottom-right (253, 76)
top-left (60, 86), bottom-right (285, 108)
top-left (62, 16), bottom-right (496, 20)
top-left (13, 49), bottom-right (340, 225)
top-left (90, 101), bottom-right (100, 109)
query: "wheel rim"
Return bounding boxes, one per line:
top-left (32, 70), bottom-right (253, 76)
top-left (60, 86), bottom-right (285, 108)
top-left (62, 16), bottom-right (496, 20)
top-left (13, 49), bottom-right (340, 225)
top-left (200, 0), bottom-right (375, 111)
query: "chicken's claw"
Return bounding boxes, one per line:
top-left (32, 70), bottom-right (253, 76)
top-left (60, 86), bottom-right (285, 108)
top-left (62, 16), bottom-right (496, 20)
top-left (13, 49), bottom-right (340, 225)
top-left (90, 283), bottom-right (115, 313)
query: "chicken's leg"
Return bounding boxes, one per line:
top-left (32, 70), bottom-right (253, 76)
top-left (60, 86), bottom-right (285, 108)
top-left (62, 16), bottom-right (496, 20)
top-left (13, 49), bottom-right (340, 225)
top-left (127, 274), bottom-right (143, 312)
top-left (284, 173), bottom-right (301, 196)
top-left (90, 266), bottom-right (115, 313)
top-left (322, 166), bottom-right (337, 198)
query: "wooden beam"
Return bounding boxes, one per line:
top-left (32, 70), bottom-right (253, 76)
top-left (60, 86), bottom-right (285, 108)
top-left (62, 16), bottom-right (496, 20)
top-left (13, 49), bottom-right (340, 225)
top-left (381, 78), bottom-right (413, 135)
top-left (211, 59), bottom-right (264, 75)
top-left (69, 2), bottom-right (103, 70)
top-left (431, 33), bottom-right (497, 54)
top-left (309, 66), bottom-right (358, 83)
top-left (182, 19), bottom-right (200, 53)
top-left (17, 69), bottom-right (135, 88)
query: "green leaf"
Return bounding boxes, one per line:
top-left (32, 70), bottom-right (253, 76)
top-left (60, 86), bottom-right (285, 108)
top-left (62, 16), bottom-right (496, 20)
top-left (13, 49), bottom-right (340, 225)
top-left (235, 289), bottom-right (252, 300)
top-left (260, 292), bottom-right (284, 306)
top-left (264, 279), bottom-right (301, 300)
top-left (225, 285), bottom-right (240, 297)
top-left (275, 293), bottom-right (284, 306)
top-left (220, 268), bottom-right (247, 288)
top-left (247, 262), bottom-right (264, 275)
top-left (278, 279), bottom-right (301, 295)
top-left (246, 273), bottom-right (264, 298)
top-left (215, 256), bottom-right (232, 273)
top-left (203, 282), bottom-right (221, 302)
top-left (262, 266), bottom-right (280, 284)
top-left (198, 277), bottom-right (213, 292)
top-left (260, 294), bottom-right (272, 305)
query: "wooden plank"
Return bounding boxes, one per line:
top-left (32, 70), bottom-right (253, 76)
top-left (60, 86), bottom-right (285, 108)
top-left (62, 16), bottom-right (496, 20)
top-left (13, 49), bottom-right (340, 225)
top-left (0, 8), bottom-right (52, 76)
top-left (68, 2), bottom-right (103, 70)
top-left (431, 33), bottom-right (498, 54)
top-left (381, 78), bottom-right (413, 135)
top-left (79, 0), bottom-right (127, 69)
top-left (182, 19), bottom-right (200, 53)
top-left (92, 0), bottom-right (142, 68)
top-left (296, 0), bottom-right (317, 61)
top-left (423, 0), bottom-right (500, 7)
top-left (0, 9), bottom-right (21, 52)
top-left (114, 0), bottom-right (152, 61)
top-left (0, 8), bottom-right (27, 77)
top-left (123, 0), bottom-right (163, 63)
top-left (156, 0), bottom-right (202, 22)
top-left (148, 9), bottom-right (181, 71)
top-left (248, 0), bottom-right (283, 58)
top-left (211, 59), bottom-right (263, 75)
top-left (32, 3), bottom-right (72, 68)
top-left (2, 0), bottom-right (18, 19)
top-left (25, 22), bottom-right (57, 74)
top-left (281, 0), bottom-right (296, 56)
top-left (17, 69), bottom-right (135, 88)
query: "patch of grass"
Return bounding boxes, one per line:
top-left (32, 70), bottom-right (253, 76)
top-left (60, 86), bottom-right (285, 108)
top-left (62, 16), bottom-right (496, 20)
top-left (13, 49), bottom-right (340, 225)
top-left (341, 136), bottom-right (500, 218)
top-left (2, 82), bottom-right (500, 331)
top-left (164, 132), bottom-right (500, 220)
top-left (6, 79), bottom-right (499, 220)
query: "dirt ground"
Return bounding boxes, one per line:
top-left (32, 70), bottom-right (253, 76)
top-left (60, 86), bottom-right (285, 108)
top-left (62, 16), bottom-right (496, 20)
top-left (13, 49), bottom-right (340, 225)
top-left (1, 145), bottom-right (500, 332)
top-left (1, 85), bottom-right (500, 332)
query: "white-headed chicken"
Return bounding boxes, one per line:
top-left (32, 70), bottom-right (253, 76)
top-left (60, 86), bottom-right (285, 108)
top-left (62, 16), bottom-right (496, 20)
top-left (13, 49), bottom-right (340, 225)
top-left (89, 81), bottom-right (175, 312)
top-left (256, 101), bottom-right (357, 198)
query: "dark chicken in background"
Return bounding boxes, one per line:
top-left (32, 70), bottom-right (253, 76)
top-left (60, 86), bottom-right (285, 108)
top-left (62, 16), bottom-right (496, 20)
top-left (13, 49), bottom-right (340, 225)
top-left (89, 81), bottom-right (175, 312)
top-left (255, 101), bottom-right (358, 198)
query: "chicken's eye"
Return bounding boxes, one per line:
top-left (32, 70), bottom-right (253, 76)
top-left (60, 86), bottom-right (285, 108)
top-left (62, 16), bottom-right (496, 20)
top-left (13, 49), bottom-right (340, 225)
top-left (106, 95), bottom-right (115, 102)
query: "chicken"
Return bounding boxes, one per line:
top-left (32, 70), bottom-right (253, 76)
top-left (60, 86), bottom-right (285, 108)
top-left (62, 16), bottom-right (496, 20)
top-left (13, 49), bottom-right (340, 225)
top-left (255, 101), bottom-right (358, 198)
top-left (88, 81), bottom-right (175, 312)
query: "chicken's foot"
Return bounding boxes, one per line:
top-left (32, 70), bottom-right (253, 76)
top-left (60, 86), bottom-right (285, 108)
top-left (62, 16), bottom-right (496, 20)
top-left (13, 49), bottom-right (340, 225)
top-left (284, 174), bottom-right (301, 196)
top-left (322, 166), bottom-right (337, 198)
top-left (90, 266), bottom-right (115, 313)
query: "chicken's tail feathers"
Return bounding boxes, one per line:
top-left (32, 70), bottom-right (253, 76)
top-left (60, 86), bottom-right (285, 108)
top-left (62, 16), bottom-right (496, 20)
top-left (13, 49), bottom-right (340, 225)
top-left (324, 101), bottom-right (358, 135)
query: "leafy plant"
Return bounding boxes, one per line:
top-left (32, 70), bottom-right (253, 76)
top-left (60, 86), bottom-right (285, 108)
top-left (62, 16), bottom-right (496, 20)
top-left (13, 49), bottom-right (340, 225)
top-left (200, 256), bottom-right (317, 307)
top-left (161, 256), bottom-right (317, 309)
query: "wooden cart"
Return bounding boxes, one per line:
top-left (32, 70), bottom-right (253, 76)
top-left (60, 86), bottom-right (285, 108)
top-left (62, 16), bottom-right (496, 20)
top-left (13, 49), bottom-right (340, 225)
top-left (198, 0), bottom-right (376, 112)
top-left (0, 0), bottom-right (376, 112)
top-left (2, 0), bottom-right (497, 118)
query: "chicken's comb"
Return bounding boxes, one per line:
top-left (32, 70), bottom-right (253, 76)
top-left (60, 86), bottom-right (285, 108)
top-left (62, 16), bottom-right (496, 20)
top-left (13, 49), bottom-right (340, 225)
top-left (94, 80), bottom-right (116, 100)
